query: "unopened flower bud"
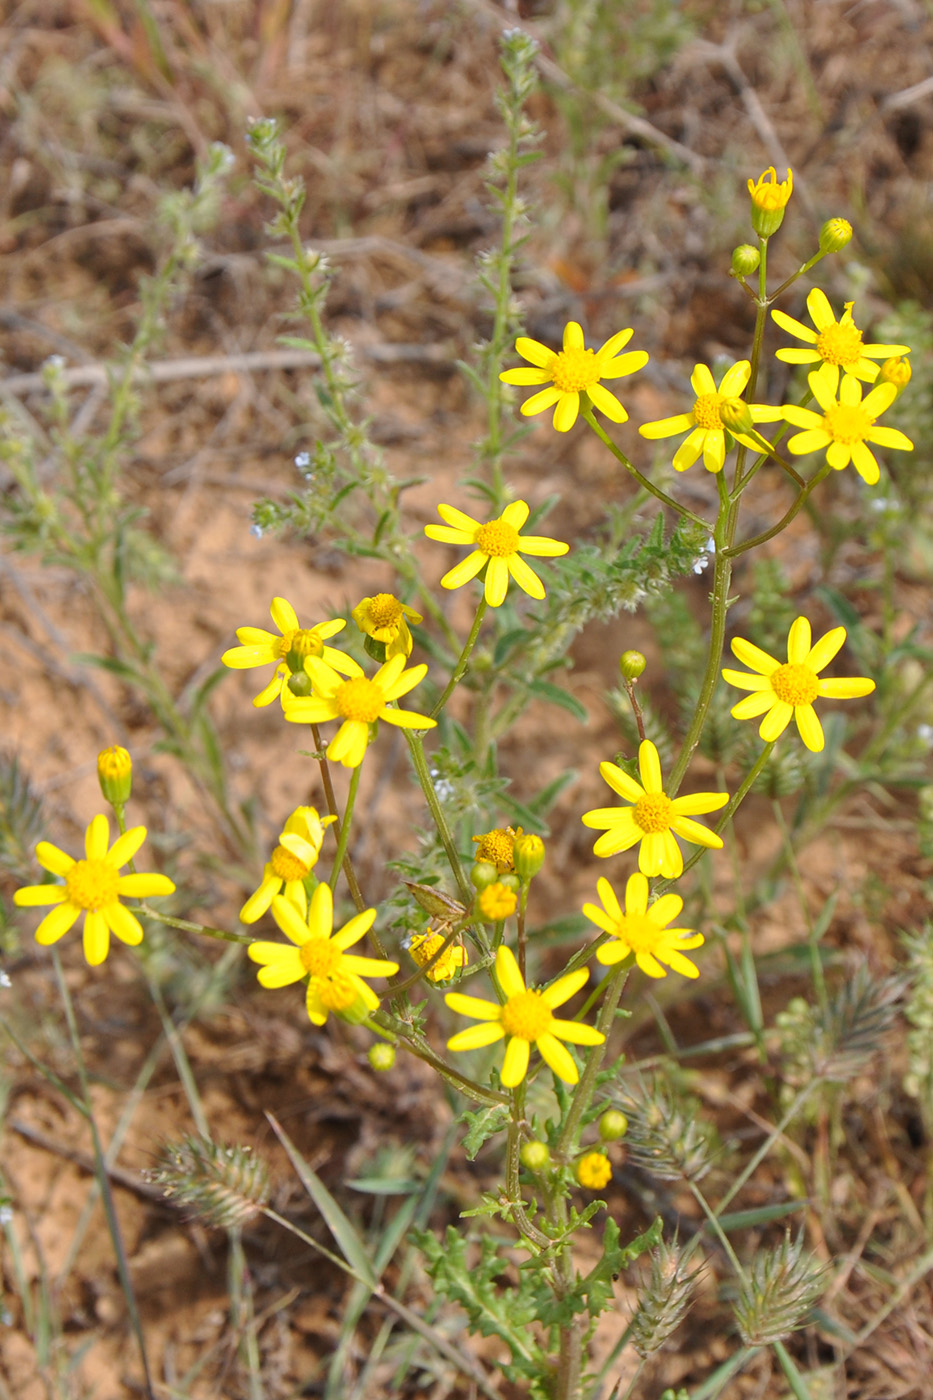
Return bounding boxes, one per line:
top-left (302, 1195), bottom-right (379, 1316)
top-left (731, 244), bottom-right (760, 277)
top-left (97, 746), bottom-right (132, 806)
top-left (576, 1151), bottom-right (612, 1190)
top-left (286, 670), bottom-right (314, 699)
top-left (470, 860), bottom-right (500, 892)
top-left (620, 650), bottom-right (646, 682)
top-left (520, 1140), bottom-right (551, 1171)
top-left (747, 167), bottom-right (793, 237)
top-left (476, 881), bottom-right (518, 922)
top-left (719, 397), bottom-right (755, 437)
top-left (877, 355), bottom-right (911, 396)
top-left (513, 834), bottom-right (545, 880)
top-left (818, 218), bottom-right (852, 254)
top-left (368, 1042), bottom-right (396, 1071)
top-left (599, 1109), bottom-right (629, 1142)
top-left (497, 873), bottom-right (522, 896)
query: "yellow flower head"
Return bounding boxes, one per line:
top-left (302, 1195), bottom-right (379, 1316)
top-left (472, 825), bottom-right (520, 873)
top-left (747, 167), bottom-right (792, 235)
top-left (783, 371), bottom-right (914, 485)
top-left (14, 814), bottom-right (175, 967)
top-left (576, 1151), bottom-right (612, 1191)
top-left (582, 740), bottom-right (728, 879)
top-left (221, 596), bottom-right (356, 708)
top-left (639, 361), bottom-right (783, 473)
top-left (283, 653), bottom-right (436, 768)
top-left (445, 945), bottom-right (604, 1088)
top-left (499, 320), bottom-right (648, 433)
top-left (352, 593), bottom-right (422, 660)
top-left (239, 805), bottom-right (337, 924)
top-left (722, 616), bottom-right (875, 752)
top-left (425, 500), bottom-right (568, 608)
top-left (584, 872), bottom-right (704, 980)
top-left (248, 884), bottom-right (398, 1026)
top-left (406, 928), bottom-right (467, 983)
top-left (477, 882), bottom-right (518, 922)
top-left (772, 289), bottom-right (909, 393)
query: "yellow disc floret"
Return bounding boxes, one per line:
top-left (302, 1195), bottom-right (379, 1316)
top-left (550, 345), bottom-right (601, 394)
top-left (299, 937), bottom-right (343, 978)
top-left (474, 521), bottom-right (520, 558)
top-left (270, 845), bottom-right (312, 883)
top-left (816, 309), bottom-right (863, 368)
top-left (472, 826), bottom-right (518, 872)
top-left (278, 628), bottom-right (326, 662)
top-left (822, 402), bottom-right (872, 446)
top-left (633, 792), bottom-right (673, 834)
top-left (316, 972), bottom-right (361, 1013)
top-left (692, 393), bottom-right (723, 429)
top-left (367, 593), bottom-right (404, 630)
top-left (65, 859), bottom-right (121, 911)
top-left (769, 663), bottom-right (819, 707)
top-left (500, 989), bottom-right (553, 1042)
top-left (334, 677), bottom-right (385, 724)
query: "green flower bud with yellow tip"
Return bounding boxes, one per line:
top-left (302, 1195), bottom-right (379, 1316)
top-left (818, 218), bottom-right (852, 254)
top-left (620, 650), bottom-right (646, 682)
top-left (599, 1109), bottom-right (629, 1142)
top-left (513, 833), bottom-right (545, 880)
top-left (520, 1140), bottom-right (551, 1172)
top-left (877, 355), bottom-right (911, 397)
top-left (718, 397), bottom-right (756, 437)
top-left (731, 244), bottom-right (760, 277)
top-left (97, 746), bottom-right (132, 806)
top-left (747, 167), bottom-right (792, 237)
top-left (368, 1042), bottom-right (396, 1071)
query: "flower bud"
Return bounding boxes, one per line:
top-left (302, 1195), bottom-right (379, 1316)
top-left (368, 1042), bottom-right (396, 1071)
top-left (747, 167), bottom-right (793, 237)
top-left (719, 397), bottom-right (755, 437)
top-left (513, 834), bottom-right (545, 880)
top-left (731, 244), bottom-right (760, 277)
top-left (877, 355), bottom-right (911, 396)
top-left (97, 746), bottom-right (132, 806)
top-left (520, 1140), bottom-right (551, 1172)
top-left (599, 1109), bottom-right (629, 1142)
top-left (286, 670), bottom-right (314, 699)
top-left (476, 881), bottom-right (518, 922)
top-left (818, 218), bottom-right (852, 254)
top-left (619, 650), bottom-right (646, 682)
top-left (470, 860), bottom-right (500, 892)
top-left (497, 873), bottom-right (522, 896)
top-left (576, 1151), bottom-right (612, 1190)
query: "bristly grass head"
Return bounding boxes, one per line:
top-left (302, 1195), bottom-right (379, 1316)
top-left (733, 1231), bottom-right (826, 1346)
top-left (617, 1073), bottom-right (718, 1182)
top-left (148, 1136), bottom-right (271, 1231)
top-left (630, 1235), bottom-right (704, 1358)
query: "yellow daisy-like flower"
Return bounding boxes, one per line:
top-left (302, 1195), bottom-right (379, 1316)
top-left (221, 596), bottom-right (356, 708)
top-left (499, 320), bottom-right (648, 433)
top-left (472, 826), bottom-right (520, 873)
top-left (14, 814), bottom-right (175, 967)
top-left (425, 501), bottom-right (568, 608)
top-left (284, 653), bottom-right (436, 768)
top-left (581, 740), bottom-right (728, 879)
top-left (576, 1151), bottom-right (612, 1190)
top-left (445, 945), bottom-right (604, 1088)
top-left (639, 361), bottom-right (783, 473)
top-left (248, 884), bottom-right (398, 1027)
top-left (352, 593), bottom-right (422, 660)
top-left (772, 289), bottom-right (909, 393)
top-left (783, 371), bottom-right (914, 485)
top-left (406, 928), bottom-right (467, 984)
top-left (722, 616), bottom-right (875, 753)
top-left (748, 166), bottom-right (793, 211)
top-left (584, 872), bottom-right (704, 980)
top-left (240, 806), bottom-right (336, 923)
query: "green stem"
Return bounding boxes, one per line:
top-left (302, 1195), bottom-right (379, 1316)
top-left (371, 1013), bottom-right (508, 1105)
top-left (139, 906), bottom-right (252, 946)
top-left (328, 761), bottom-right (361, 893)
top-left (404, 729), bottom-right (475, 914)
top-left (581, 407), bottom-right (711, 530)
top-left (53, 952), bottom-right (156, 1399)
top-left (556, 967), bottom-right (628, 1158)
top-left (431, 599), bottom-right (488, 720)
top-left (723, 463), bottom-right (832, 559)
